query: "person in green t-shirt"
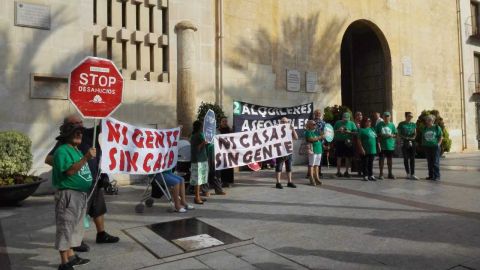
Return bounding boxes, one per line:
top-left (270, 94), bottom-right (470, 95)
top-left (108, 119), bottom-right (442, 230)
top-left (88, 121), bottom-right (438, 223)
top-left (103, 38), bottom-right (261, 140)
top-left (375, 112), bottom-right (397, 180)
top-left (52, 122), bottom-right (96, 270)
top-left (422, 115), bottom-right (443, 181)
top-left (358, 117), bottom-right (379, 181)
top-left (190, 120), bottom-right (209, 204)
top-left (333, 112), bottom-right (358, 178)
top-left (397, 112), bottom-right (418, 180)
top-left (305, 120), bottom-right (324, 186)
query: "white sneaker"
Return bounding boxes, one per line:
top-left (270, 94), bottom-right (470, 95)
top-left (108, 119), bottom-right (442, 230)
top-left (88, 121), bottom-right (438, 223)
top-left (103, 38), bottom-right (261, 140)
top-left (410, 175), bottom-right (419, 180)
top-left (175, 207), bottom-right (187, 213)
top-left (362, 176), bottom-right (369, 181)
top-left (406, 174), bottom-right (411, 180)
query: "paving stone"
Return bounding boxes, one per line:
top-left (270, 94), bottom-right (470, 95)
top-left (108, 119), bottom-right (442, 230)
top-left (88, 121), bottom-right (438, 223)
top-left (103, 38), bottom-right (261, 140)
top-left (142, 258), bottom-right (209, 270)
top-left (197, 250), bottom-right (257, 270)
top-left (227, 244), bottom-right (309, 270)
top-left (124, 226), bottom-right (183, 258)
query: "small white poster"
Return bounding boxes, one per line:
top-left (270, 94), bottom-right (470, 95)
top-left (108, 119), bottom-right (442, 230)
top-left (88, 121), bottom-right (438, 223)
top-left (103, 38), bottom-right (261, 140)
top-left (286, 69), bottom-right (300, 92)
top-left (402, 57), bottom-right (412, 76)
top-left (306, 71), bottom-right (317, 92)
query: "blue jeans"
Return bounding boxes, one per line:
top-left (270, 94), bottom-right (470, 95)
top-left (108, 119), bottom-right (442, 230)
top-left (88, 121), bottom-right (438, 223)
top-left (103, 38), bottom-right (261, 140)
top-left (424, 145), bottom-right (440, 179)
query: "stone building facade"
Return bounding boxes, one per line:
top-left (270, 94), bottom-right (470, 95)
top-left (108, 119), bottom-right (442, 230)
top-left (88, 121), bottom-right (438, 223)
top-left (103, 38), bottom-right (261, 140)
top-left (0, 0), bottom-right (474, 184)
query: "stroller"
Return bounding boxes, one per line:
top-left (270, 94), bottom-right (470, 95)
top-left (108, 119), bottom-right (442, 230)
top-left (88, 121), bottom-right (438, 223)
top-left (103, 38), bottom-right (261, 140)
top-left (134, 140), bottom-right (191, 213)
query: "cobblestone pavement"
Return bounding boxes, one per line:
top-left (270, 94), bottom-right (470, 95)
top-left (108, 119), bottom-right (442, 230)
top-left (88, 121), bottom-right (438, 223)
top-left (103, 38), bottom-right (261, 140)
top-left (1, 154), bottom-right (480, 270)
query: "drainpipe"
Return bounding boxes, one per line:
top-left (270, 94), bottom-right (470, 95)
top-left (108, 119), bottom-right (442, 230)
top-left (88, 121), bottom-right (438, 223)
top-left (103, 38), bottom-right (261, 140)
top-left (215, 0), bottom-right (224, 107)
top-left (456, 0), bottom-right (467, 150)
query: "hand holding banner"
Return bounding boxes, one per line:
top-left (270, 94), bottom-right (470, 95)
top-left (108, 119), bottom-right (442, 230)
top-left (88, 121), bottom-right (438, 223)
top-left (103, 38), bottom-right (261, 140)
top-left (214, 124), bottom-right (293, 170)
top-left (100, 117), bottom-right (180, 174)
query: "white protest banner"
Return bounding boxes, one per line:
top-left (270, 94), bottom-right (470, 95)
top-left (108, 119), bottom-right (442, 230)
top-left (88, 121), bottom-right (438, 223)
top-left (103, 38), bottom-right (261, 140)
top-left (214, 124), bottom-right (293, 170)
top-left (100, 117), bottom-right (180, 174)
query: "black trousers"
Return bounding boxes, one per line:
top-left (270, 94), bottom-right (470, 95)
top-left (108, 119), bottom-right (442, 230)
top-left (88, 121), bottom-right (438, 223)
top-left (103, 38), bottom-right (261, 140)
top-left (401, 141), bottom-right (416, 175)
top-left (207, 152), bottom-right (223, 193)
top-left (361, 154), bottom-right (375, 177)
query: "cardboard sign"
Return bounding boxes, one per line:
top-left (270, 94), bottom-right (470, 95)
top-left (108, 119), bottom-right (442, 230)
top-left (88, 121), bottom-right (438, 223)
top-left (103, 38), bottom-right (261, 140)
top-left (203, 109), bottom-right (216, 143)
top-left (214, 124), bottom-right (293, 170)
top-left (100, 117), bottom-right (180, 174)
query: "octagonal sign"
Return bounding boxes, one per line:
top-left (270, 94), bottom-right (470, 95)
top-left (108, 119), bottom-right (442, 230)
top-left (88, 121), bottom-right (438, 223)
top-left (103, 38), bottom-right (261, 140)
top-left (69, 57), bottom-right (124, 119)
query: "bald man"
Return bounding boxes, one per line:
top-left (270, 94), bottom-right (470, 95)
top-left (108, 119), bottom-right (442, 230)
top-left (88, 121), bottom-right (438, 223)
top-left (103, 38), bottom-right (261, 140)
top-left (46, 115), bottom-right (119, 253)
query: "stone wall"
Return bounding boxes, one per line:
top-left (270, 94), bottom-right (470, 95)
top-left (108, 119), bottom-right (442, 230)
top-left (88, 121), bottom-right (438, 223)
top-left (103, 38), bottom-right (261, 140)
top-left (221, 0), bottom-right (464, 152)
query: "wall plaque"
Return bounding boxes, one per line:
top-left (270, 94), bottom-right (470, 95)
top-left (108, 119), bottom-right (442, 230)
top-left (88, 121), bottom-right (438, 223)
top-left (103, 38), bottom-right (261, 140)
top-left (306, 71), bottom-right (317, 92)
top-left (286, 69), bottom-right (300, 92)
top-left (30, 74), bottom-right (68, 100)
top-left (15, 2), bottom-right (50, 30)
top-left (402, 56), bottom-right (412, 76)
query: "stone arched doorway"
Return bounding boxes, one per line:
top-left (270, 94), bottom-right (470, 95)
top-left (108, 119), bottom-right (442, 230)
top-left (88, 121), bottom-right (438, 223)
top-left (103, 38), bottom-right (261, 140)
top-left (341, 20), bottom-right (392, 116)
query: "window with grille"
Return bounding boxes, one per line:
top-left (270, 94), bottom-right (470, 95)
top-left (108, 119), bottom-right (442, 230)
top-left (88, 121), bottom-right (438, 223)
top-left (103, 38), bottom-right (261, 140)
top-left (92, 0), bottom-right (169, 82)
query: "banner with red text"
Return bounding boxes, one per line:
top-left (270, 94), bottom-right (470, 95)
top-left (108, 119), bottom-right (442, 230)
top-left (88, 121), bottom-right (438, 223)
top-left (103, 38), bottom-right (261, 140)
top-left (214, 124), bottom-right (293, 170)
top-left (100, 117), bottom-right (180, 174)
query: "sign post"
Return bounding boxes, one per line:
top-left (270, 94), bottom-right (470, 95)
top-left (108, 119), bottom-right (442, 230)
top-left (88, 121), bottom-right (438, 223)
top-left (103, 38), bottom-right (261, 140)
top-left (68, 56), bottom-right (124, 145)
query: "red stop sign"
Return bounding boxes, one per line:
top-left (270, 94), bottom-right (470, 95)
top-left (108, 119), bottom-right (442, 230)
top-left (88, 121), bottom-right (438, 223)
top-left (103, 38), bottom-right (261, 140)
top-left (69, 57), bottom-right (124, 118)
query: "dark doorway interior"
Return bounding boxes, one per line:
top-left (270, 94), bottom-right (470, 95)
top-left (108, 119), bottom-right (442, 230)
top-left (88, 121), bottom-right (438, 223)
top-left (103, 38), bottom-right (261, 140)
top-left (341, 20), bottom-right (391, 117)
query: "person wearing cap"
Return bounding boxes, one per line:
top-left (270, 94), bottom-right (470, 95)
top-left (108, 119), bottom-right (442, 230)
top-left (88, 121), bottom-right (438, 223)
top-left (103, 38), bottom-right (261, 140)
top-left (397, 112), bottom-right (418, 180)
top-left (333, 112), bottom-right (357, 177)
top-left (421, 114), bottom-right (443, 181)
top-left (46, 115), bottom-right (120, 253)
top-left (376, 112), bottom-right (397, 180)
top-left (275, 117), bottom-right (298, 189)
top-left (52, 121), bottom-right (96, 270)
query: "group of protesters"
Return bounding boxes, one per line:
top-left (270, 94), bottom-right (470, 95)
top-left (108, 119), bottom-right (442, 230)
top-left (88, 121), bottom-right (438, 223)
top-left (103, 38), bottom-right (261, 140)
top-left (47, 108), bottom-right (444, 269)
top-left (46, 114), bottom-right (237, 269)
top-left (294, 109), bottom-right (444, 184)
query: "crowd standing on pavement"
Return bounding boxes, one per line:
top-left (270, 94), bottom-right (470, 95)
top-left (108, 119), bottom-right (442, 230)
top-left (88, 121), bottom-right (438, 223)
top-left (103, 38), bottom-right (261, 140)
top-left (47, 108), bottom-right (444, 269)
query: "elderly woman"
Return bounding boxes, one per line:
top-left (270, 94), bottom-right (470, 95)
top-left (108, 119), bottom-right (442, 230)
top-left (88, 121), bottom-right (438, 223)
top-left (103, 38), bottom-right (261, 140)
top-left (275, 117), bottom-right (298, 189)
top-left (52, 121), bottom-right (96, 270)
top-left (358, 117), bottom-right (379, 181)
top-left (422, 115), bottom-right (443, 181)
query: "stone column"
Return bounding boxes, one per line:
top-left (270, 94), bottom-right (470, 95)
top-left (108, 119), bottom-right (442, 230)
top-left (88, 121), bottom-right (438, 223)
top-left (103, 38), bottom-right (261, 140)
top-left (175, 21), bottom-right (198, 136)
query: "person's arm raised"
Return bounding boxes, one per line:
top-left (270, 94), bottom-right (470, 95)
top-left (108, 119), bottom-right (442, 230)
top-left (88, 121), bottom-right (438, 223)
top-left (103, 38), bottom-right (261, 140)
top-left (64, 148), bottom-right (96, 176)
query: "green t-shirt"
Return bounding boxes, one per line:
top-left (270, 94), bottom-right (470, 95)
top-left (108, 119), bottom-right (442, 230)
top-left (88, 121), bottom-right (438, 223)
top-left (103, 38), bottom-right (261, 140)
top-left (376, 122), bottom-right (397, 151)
top-left (397, 121), bottom-right (416, 140)
top-left (304, 130), bottom-right (323, 154)
top-left (422, 125), bottom-right (443, 147)
top-left (333, 120), bottom-right (357, 141)
top-left (52, 144), bottom-right (93, 193)
top-left (190, 132), bottom-right (208, 163)
top-left (359, 128), bottom-right (377, 155)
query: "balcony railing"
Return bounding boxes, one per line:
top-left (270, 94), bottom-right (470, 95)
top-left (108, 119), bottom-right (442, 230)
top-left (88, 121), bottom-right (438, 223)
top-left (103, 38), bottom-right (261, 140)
top-left (465, 16), bottom-right (480, 38)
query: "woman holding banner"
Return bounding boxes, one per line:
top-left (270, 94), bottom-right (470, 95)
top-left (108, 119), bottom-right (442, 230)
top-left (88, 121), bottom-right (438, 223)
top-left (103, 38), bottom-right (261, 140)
top-left (190, 120), bottom-right (209, 204)
top-left (275, 117), bottom-right (298, 189)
